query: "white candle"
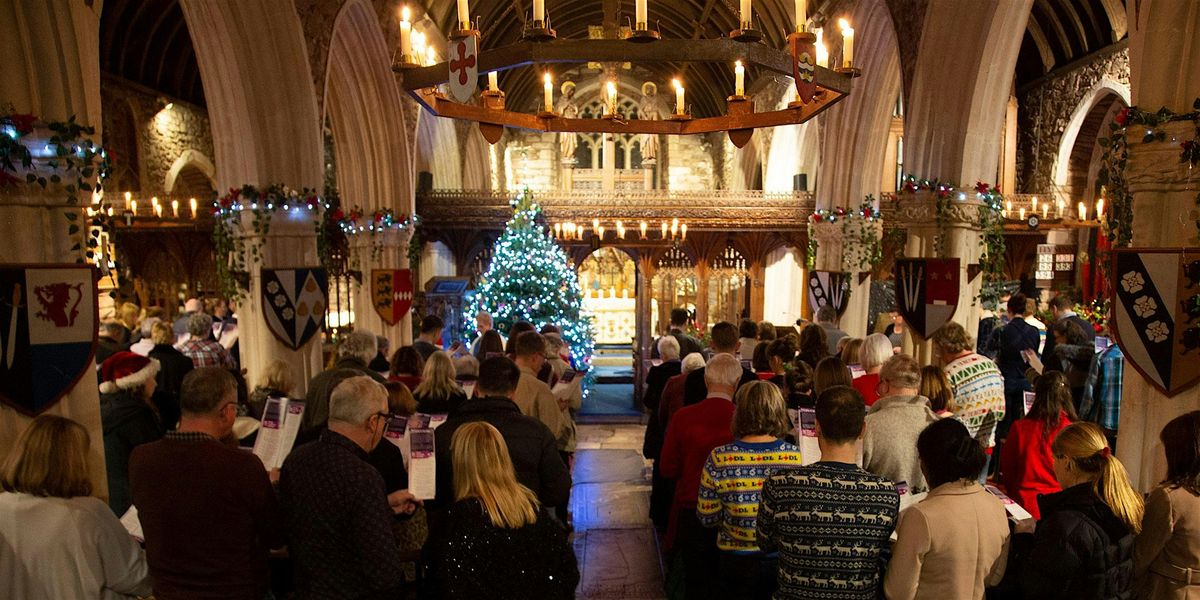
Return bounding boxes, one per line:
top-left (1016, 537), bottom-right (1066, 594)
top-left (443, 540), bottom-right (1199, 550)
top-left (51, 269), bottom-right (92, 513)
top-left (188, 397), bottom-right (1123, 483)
top-left (488, 71), bottom-right (499, 91)
top-left (681, 223), bottom-right (687, 239)
top-left (795, 0), bottom-right (806, 31)
top-left (671, 217), bottom-right (679, 237)
top-left (457, 0), bottom-right (470, 29)
top-left (124, 191), bottom-right (131, 210)
top-left (606, 81), bottom-right (617, 115)
top-left (543, 73), bottom-right (553, 111)
top-left (598, 225), bottom-right (605, 239)
top-left (1096, 198), bottom-right (1105, 218)
top-left (640, 221), bottom-right (648, 239)
top-left (1042, 205), bottom-right (1048, 220)
top-left (1077, 201), bottom-right (1087, 221)
top-left (735, 61), bottom-right (745, 96)
top-left (673, 78), bottom-right (684, 114)
top-left (661, 221), bottom-right (668, 238)
top-left (1031, 196), bottom-right (1038, 212)
top-left (190, 197), bottom-right (197, 218)
top-left (425, 46), bottom-right (436, 65)
top-left (1005, 200), bottom-right (1012, 218)
top-left (839, 19), bottom-right (854, 67)
top-left (171, 199), bottom-right (179, 218)
top-left (815, 29), bottom-right (829, 68)
top-left (1019, 207), bottom-right (1025, 221)
top-left (533, 0), bottom-right (544, 22)
top-left (740, 0), bottom-right (751, 26)
top-left (636, 0), bottom-right (647, 26)
top-left (154, 204), bottom-right (162, 218)
top-left (131, 200), bottom-right (138, 215)
top-left (1056, 200), bottom-right (1064, 218)
top-left (399, 7), bottom-right (412, 60)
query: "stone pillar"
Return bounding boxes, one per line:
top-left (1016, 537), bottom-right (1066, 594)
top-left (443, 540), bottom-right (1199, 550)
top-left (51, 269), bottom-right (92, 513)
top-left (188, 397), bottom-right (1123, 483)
top-left (602, 133), bottom-right (616, 191)
top-left (748, 260), bottom-right (766, 322)
top-left (694, 262), bottom-right (710, 330)
top-left (635, 255), bottom-right (656, 403)
top-left (642, 160), bottom-right (656, 190)
top-left (349, 229), bottom-right (415, 353)
top-left (0, 0), bottom-right (107, 496)
top-left (811, 220), bottom-right (878, 339)
top-left (561, 160), bottom-right (575, 191)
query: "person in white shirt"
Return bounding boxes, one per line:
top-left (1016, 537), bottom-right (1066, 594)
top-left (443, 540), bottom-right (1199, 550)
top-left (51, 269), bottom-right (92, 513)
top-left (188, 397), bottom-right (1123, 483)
top-left (0, 415), bottom-right (151, 600)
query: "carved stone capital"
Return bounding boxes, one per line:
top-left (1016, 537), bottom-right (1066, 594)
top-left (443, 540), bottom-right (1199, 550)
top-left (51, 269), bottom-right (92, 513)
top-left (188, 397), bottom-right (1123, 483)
top-left (885, 191), bottom-right (987, 230)
top-left (1127, 121), bottom-right (1200, 195)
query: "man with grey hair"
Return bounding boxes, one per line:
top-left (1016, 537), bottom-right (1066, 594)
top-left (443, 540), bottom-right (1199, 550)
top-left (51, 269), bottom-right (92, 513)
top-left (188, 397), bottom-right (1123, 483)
top-left (660, 353), bottom-right (742, 597)
top-left (369, 335), bottom-right (391, 373)
top-left (178, 312), bottom-right (235, 368)
top-left (281, 376), bottom-right (418, 598)
top-left (304, 331), bottom-right (386, 432)
top-left (862, 354), bottom-right (939, 493)
top-left (129, 316), bottom-right (161, 356)
top-left (470, 310), bottom-right (505, 355)
top-left (815, 304), bottom-right (848, 355)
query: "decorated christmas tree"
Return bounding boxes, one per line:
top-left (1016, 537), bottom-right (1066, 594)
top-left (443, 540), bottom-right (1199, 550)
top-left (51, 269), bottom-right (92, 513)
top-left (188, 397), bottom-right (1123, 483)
top-left (465, 189), bottom-right (595, 373)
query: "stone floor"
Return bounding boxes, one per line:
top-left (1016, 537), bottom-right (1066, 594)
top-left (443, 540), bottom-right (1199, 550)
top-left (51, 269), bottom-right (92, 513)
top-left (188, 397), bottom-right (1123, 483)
top-left (572, 423), bottom-right (666, 600)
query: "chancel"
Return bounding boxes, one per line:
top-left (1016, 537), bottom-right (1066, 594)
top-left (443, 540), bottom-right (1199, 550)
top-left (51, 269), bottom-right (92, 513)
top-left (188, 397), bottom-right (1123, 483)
top-left (2, 1), bottom-right (1200, 599)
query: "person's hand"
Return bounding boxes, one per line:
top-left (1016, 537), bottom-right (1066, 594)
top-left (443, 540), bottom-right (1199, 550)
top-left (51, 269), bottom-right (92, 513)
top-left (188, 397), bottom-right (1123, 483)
top-left (387, 489), bottom-right (422, 515)
top-left (1021, 349), bottom-right (1044, 374)
top-left (1014, 517), bottom-right (1036, 535)
top-left (268, 468), bottom-right (281, 485)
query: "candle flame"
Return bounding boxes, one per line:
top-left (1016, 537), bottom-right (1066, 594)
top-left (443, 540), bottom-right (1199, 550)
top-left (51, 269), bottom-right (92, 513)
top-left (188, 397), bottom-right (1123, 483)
top-left (838, 18), bottom-right (850, 30)
top-left (401, 5), bottom-right (410, 21)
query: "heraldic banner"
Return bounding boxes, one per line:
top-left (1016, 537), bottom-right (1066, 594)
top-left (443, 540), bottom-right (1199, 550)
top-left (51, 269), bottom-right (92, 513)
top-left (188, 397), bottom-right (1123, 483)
top-left (1110, 248), bottom-right (1200, 397)
top-left (0, 265), bottom-right (97, 415)
top-left (372, 269), bottom-right (414, 326)
top-left (261, 268), bottom-right (328, 351)
top-left (807, 271), bottom-right (850, 318)
top-left (894, 258), bottom-right (961, 339)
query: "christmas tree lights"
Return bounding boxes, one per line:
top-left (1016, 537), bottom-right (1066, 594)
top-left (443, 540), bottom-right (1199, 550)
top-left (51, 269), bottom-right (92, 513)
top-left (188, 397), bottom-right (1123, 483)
top-left (465, 189), bottom-right (595, 375)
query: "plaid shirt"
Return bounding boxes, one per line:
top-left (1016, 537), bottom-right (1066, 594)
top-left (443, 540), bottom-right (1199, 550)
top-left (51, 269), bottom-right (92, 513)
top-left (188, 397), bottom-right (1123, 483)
top-left (179, 338), bottom-right (235, 369)
top-left (1081, 344), bottom-right (1123, 431)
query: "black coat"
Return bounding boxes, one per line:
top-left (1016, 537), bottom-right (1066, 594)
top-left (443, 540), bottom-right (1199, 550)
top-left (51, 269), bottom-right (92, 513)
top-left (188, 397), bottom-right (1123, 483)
top-left (433, 396), bottom-right (570, 510)
top-left (148, 343), bottom-right (194, 431)
top-left (1015, 482), bottom-right (1136, 600)
top-left (415, 389), bottom-right (468, 416)
top-left (101, 391), bottom-right (163, 516)
top-left (641, 360), bottom-right (681, 460)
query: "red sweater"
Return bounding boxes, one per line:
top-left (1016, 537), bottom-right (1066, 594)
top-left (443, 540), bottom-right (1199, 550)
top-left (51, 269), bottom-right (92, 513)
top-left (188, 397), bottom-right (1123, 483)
top-left (853, 372), bottom-right (881, 406)
top-left (659, 396), bottom-right (735, 548)
top-left (999, 411), bottom-right (1072, 520)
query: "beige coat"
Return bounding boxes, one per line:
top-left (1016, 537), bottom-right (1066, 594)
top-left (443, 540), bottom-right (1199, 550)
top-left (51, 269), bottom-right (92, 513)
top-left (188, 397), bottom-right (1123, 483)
top-left (884, 480), bottom-right (1011, 600)
top-left (1135, 484), bottom-right (1200, 600)
top-left (514, 366), bottom-right (563, 438)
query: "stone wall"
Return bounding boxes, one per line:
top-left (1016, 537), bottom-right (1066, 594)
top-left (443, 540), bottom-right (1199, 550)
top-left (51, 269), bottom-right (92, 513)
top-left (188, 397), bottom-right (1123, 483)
top-left (507, 131), bottom-right (559, 191)
top-left (668, 134), bottom-right (717, 191)
top-left (100, 74), bottom-right (215, 194)
top-left (1015, 44), bottom-right (1129, 193)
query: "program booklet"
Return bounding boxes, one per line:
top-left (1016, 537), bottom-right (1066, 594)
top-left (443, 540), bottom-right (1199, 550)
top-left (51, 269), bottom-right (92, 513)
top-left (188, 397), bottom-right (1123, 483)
top-left (986, 484), bottom-right (1034, 522)
top-left (252, 397), bottom-right (306, 470)
top-left (551, 369), bottom-right (581, 400)
top-left (408, 428), bottom-right (437, 500)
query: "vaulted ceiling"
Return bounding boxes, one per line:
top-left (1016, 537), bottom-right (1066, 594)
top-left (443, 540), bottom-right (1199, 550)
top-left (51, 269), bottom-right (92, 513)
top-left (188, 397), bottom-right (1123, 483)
top-left (1015, 0), bottom-right (1127, 88)
top-left (100, 0), bottom-right (205, 106)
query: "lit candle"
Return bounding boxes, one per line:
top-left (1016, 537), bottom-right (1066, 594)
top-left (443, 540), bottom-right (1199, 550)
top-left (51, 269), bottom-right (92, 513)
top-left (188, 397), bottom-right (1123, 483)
top-left (598, 225), bottom-right (606, 239)
top-left (553, 223), bottom-right (561, 238)
top-left (606, 81), bottom-right (617, 115)
top-left (457, 0), bottom-right (470, 29)
top-left (592, 218), bottom-right (600, 231)
top-left (681, 223), bottom-right (687, 239)
top-left (1031, 195), bottom-right (1038, 213)
top-left (815, 29), bottom-right (829, 68)
top-left (671, 217), bottom-right (679, 237)
top-left (735, 61), bottom-right (745, 96)
top-left (1077, 201), bottom-right (1087, 221)
top-left (533, 0), bottom-right (544, 22)
top-left (661, 221), bottom-right (668, 238)
top-left (425, 46), bottom-right (436, 65)
top-left (171, 199), bottom-right (179, 218)
top-left (154, 203), bottom-right (162, 218)
top-left (839, 19), bottom-right (854, 68)
top-left (1005, 200), bottom-right (1012, 218)
top-left (635, 0), bottom-right (647, 27)
top-left (1019, 207), bottom-right (1025, 221)
top-left (640, 221), bottom-right (648, 239)
top-left (412, 31), bottom-right (426, 57)
top-left (151, 196), bottom-right (159, 209)
top-left (544, 73), bottom-right (554, 112)
top-left (124, 191), bottom-right (131, 210)
top-left (190, 197), bottom-right (197, 218)
top-left (616, 221), bottom-right (625, 238)
top-left (1041, 205), bottom-right (1047, 220)
top-left (488, 71), bottom-right (499, 92)
top-left (399, 6), bottom-right (412, 61)
top-left (107, 206), bottom-right (113, 217)
top-left (131, 200), bottom-right (137, 215)
top-left (1056, 200), bottom-right (1064, 218)
top-left (740, 0), bottom-right (751, 26)
top-left (795, 0), bottom-right (806, 31)
top-left (673, 78), bottom-right (685, 115)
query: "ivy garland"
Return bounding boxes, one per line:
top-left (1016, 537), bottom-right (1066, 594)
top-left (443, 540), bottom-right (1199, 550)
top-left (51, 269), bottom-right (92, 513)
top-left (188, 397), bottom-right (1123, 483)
top-left (1098, 98), bottom-right (1200, 246)
top-left (805, 198), bottom-right (883, 273)
top-left (897, 174), bottom-right (957, 257)
top-left (328, 205), bottom-right (420, 267)
top-left (0, 111), bottom-right (110, 263)
top-left (973, 182), bottom-right (1008, 308)
top-left (211, 185), bottom-right (324, 300)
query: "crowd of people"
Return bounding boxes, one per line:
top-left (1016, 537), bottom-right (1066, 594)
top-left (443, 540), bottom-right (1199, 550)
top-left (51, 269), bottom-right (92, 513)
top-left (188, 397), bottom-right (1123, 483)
top-left (1, 292), bottom-right (1199, 600)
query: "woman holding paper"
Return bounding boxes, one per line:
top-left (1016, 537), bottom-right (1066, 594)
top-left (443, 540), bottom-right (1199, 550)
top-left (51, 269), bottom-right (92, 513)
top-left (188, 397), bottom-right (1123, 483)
top-left (0, 415), bottom-right (152, 599)
top-left (998, 371), bottom-right (1077, 519)
top-left (430, 422), bottom-right (579, 599)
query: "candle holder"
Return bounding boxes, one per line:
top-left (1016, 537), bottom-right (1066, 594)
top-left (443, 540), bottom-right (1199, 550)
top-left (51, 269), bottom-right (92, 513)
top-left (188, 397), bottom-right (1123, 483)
top-left (450, 21), bottom-right (479, 39)
top-left (626, 19), bottom-right (661, 42)
top-left (393, 50), bottom-right (422, 70)
top-left (668, 112), bottom-right (693, 121)
top-left (522, 19), bottom-right (556, 41)
top-left (482, 89), bottom-right (506, 109)
top-left (537, 110), bottom-right (557, 119)
top-left (835, 65), bottom-right (862, 77)
top-left (729, 25), bottom-right (763, 43)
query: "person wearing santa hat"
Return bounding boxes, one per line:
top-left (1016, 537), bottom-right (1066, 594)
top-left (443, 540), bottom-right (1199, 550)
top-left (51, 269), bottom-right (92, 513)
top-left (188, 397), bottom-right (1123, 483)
top-left (99, 351), bottom-right (163, 516)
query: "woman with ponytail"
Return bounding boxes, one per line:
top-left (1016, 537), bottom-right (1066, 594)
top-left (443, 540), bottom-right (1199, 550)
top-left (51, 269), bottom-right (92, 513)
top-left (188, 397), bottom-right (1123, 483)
top-left (1134, 410), bottom-right (1200, 599)
top-left (1013, 421), bottom-right (1142, 599)
top-left (999, 371), bottom-right (1078, 519)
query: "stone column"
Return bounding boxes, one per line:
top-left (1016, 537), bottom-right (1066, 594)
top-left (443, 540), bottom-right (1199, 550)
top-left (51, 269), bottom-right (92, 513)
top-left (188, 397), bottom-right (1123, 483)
top-left (748, 259), bottom-right (766, 322)
top-left (602, 134), bottom-right (616, 191)
top-left (634, 254), bottom-right (656, 403)
top-left (561, 159), bottom-right (575, 191)
top-left (694, 262), bottom-right (710, 330)
top-left (0, 0), bottom-right (107, 496)
top-left (349, 229), bottom-right (415, 353)
top-left (642, 159), bottom-right (656, 190)
top-left (811, 220), bottom-right (878, 339)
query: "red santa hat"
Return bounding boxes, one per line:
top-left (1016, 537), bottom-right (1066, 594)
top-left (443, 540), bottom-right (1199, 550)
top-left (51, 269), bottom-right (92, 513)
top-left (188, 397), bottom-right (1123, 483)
top-left (99, 351), bottom-right (160, 394)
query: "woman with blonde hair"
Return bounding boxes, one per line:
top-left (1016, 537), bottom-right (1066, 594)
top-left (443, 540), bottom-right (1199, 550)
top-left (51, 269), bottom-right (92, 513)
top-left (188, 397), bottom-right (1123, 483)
top-left (919, 365), bottom-right (956, 416)
top-left (430, 422), bottom-right (578, 599)
top-left (697, 381), bottom-right (801, 599)
top-left (0, 415), bottom-right (152, 599)
top-left (840, 337), bottom-right (864, 368)
top-left (412, 351), bottom-right (467, 415)
top-left (248, 358), bottom-right (294, 419)
top-left (1011, 421), bottom-right (1143, 598)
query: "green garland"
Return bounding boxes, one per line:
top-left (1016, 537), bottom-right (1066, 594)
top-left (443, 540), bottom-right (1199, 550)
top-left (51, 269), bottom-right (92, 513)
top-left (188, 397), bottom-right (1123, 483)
top-left (211, 184), bottom-right (324, 300)
top-left (805, 198), bottom-right (882, 272)
top-left (973, 182), bottom-right (1007, 307)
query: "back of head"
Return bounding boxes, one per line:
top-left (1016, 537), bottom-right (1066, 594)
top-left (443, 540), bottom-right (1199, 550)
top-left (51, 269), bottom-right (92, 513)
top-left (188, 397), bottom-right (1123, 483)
top-left (543, 332), bottom-right (566, 359)
top-left (1051, 319), bottom-right (1087, 345)
top-left (384, 381), bottom-right (417, 415)
top-left (1048, 295), bottom-right (1073, 312)
top-left (1025, 297), bottom-right (1039, 317)
top-left (681, 352), bottom-right (706, 374)
top-left (375, 335), bottom-right (389, 355)
top-left (452, 354), bottom-right (480, 379)
top-left (415, 351), bottom-right (459, 398)
top-left (931, 322), bottom-right (972, 356)
top-left (0, 415), bottom-right (92, 498)
top-left (919, 365), bottom-right (955, 413)
top-left (1030, 371), bottom-right (1077, 432)
top-left (337, 331), bottom-right (378, 364)
top-left (476, 311), bottom-right (493, 327)
top-left (329, 376), bottom-right (387, 425)
top-left (840, 338), bottom-right (863, 366)
top-left (766, 338), bottom-right (796, 364)
top-left (670, 307), bottom-right (689, 327)
top-left (505, 322), bottom-right (536, 354)
top-left (757, 320), bottom-right (777, 341)
top-left (815, 304), bottom-right (837, 324)
top-left (140, 316), bottom-right (161, 338)
top-left (119, 302), bottom-right (141, 326)
top-left (389, 346), bottom-right (425, 377)
top-left (184, 297), bottom-right (203, 314)
top-left (859, 333), bottom-right (892, 370)
top-left (100, 320), bottom-right (125, 339)
top-left (787, 360), bottom-right (814, 396)
top-left (475, 329), bottom-right (505, 360)
top-left (186, 312), bottom-right (214, 338)
top-left (181, 367), bottom-right (238, 416)
top-left (815, 385), bottom-right (866, 444)
top-left (420, 314), bottom-right (445, 335)
top-left (880, 354), bottom-right (921, 390)
top-left (731, 381), bottom-right (791, 438)
top-left (739, 319), bottom-right (758, 339)
top-left (709, 321), bottom-right (739, 353)
top-left (539, 324), bottom-right (561, 335)
top-left (917, 419), bottom-right (987, 488)
top-left (260, 358), bottom-right (294, 394)
top-left (450, 421), bottom-right (538, 528)
top-left (1160, 410), bottom-right (1200, 495)
top-left (704, 353), bottom-right (743, 390)
top-left (513, 330), bottom-right (546, 358)
top-left (477, 356), bottom-right (522, 396)
top-left (1007, 293), bottom-right (1029, 316)
top-left (150, 320), bottom-right (176, 346)
top-left (813, 356), bottom-right (853, 395)
top-left (798, 324), bottom-right (828, 359)
top-left (1052, 421), bottom-right (1144, 532)
top-left (657, 335), bottom-right (681, 361)
top-left (751, 342), bottom-right (771, 372)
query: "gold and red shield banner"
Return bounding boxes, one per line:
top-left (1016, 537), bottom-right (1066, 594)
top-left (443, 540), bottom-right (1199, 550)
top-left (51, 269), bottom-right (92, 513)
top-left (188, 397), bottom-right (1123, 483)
top-left (372, 269), bottom-right (413, 326)
top-left (790, 34), bottom-right (816, 104)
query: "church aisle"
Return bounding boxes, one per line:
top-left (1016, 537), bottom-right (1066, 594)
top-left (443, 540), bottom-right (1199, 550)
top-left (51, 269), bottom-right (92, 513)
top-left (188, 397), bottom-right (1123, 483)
top-left (572, 424), bottom-right (665, 599)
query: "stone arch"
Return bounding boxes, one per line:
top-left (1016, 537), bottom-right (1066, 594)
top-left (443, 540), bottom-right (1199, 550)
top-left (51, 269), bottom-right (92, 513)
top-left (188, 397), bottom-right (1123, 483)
top-left (764, 88), bottom-right (820, 193)
top-left (323, 0), bottom-right (411, 212)
top-left (415, 110), bottom-right (463, 189)
top-left (163, 148), bottom-right (217, 193)
top-left (1052, 79), bottom-right (1130, 192)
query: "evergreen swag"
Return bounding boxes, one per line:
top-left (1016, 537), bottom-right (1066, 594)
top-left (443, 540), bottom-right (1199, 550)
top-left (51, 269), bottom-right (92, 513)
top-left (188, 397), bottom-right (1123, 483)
top-left (1098, 98), bottom-right (1200, 246)
top-left (464, 189), bottom-right (595, 373)
top-left (805, 198), bottom-right (882, 272)
top-left (211, 185), bottom-right (324, 300)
